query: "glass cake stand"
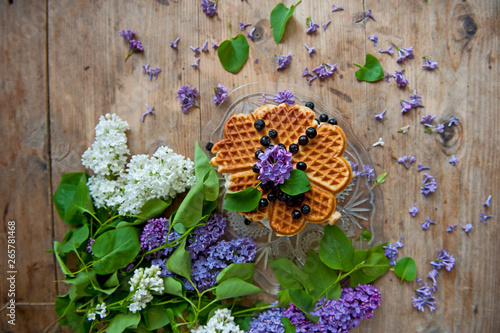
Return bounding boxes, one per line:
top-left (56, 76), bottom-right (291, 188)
top-left (201, 82), bottom-right (383, 295)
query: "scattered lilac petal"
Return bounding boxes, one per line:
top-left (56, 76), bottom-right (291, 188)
top-left (304, 43), bottom-right (316, 56)
top-left (170, 37), bottom-right (180, 49)
top-left (409, 205), bottom-right (419, 217)
top-left (462, 224), bottom-right (473, 234)
top-left (141, 104), bottom-right (154, 122)
top-left (239, 22), bottom-right (251, 31)
top-left (365, 9), bottom-right (375, 21)
top-left (448, 115), bottom-right (459, 127)
top-left (392, 70), bottom-right (409, 87)
top-left (201, 0), bottom-right (217, 16)
top-left (384, 71), bottom-right (391, 82)
top-left (148, 67), bottom-right (161, 80)
top-left (483, 195), bottom-right (492, 207)
top-left (358, 164), bottom-right (375, 182)
top-left (368, 34), bottom-right (378, 46)
top-left (201, 40), bottom-right (209, 52)
top-left (417, 163), bottom-right (430, 172)
top-left (306, 17), bottom-right (320, 34)
top-left (398, 156), bottom-right (416, 169)
top-left (332, 5), bottom-right (344, 12)
top-left (254, 59), bottom-right (259, 64)
top-left (246, 27), bottom-right (256, 40)
top-left (421, 216), bottom-right (436, 230)
top-left (410, 90), bottom-right (424, 108)
top-left (427, 269), bottom-right (439, 292)
top-left (323, 20), bottom-right (332, 31)
top-left (412, 283), bottom-right (436, 312)
top-left (261, 93), bottom-right (267, 104)
top-left (431, 249), bottom-right (456, 272)
top-left (379, 45), bottom-right (394, 55)
top-left (212, 84), bottom-right (228, 105)
top-left (375, 109), bottom-right (386, 121)
top-left (420, 114), bottom-right (437, 125)
top-left (446, 223), bottom-right (458, 232)
top-left (480, 213), bottom-right (492, 223)
top-left (142, 64), bottom-right (150, 74)
top-left (383, 237), bottom-right (404, 265)
top-left (306, 75), bottom-right (318, 85)
top-left (421, 173), bottom-right (437, 198)
top-left (401, 100), bottom-right (413, 114)
top-left (432, 124), bottom-right (445, 133)
top-left (190, 46), bottom-right (201, 57)
top-left (191, 57), bottom-right (200, 70)
top-left (313, 63), bottom-right (337, 79)
top-left (302, 68), bottom-right (313, 77)
top-left (276, 53), bottom-right (292, 70)
top-left (422, 58), bottom-right (439, 70)
top-left (396, 46), bottom-right (414, 64)
top-left (211, 38), bottom-right (219, 50)
top-left (449, 155), bottom-right (459, 166)
top-left (416, 277), bottom-right (423, 286)
top-left (273, 90), bottom-right (295, 105)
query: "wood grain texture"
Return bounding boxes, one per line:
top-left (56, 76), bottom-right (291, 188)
top-left (1, 0), bottom-right (498, 332)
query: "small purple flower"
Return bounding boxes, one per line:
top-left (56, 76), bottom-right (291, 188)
top-left (423, 58), bottom-right (439, 70)
top-left (302, 68), bottom-right (312, 77)
top-left (384, 70), bottom-right (391, 82)
top-left (401, 100), bottom-right (413, 114)
top-left (375, 109), bottom-right (386, 121)
top-left (211, 38), bottom-right (219, 50)
top-left (420, 114), bottom-right (437, 125)
top-left (462, 223), bottom-right (473, 233)
top-left (398, 156), bottom-right (416, 169)
top-left (409, 205), bottom-right (419, 217)
top-left (150, 68), bottom-right (161, 80)
top-left (201, 0), bottom-right (217, 17)
top-left (247, 27), bottom-right (256, 40)
top-left (273, 90), bottom-right (295, 105)
top-left (239, 22), bottom-right (251, 31)
top-left (368, 34), bottom-right (378, 46)
top-left (446, 223), bottom-right (458, 232)
top-left (358, 164), bottom-right (376, 181)
top-left (212, 84), bottom-right (228, 104)
top-left (421, 216), bottom-right (436, 230)
top-left (306, 17), bottom-right (319, 34)
top-left (129, 39), bottom-right (143, 51)
top-left (170, 37), bottom-right (180, 49)
top-left (417, 164), bottom-right (430, 172)
top-left (393, 70), bottom-right (409, 87)
top-left (483, 195), bottom-right (492, 207)
top-left (201, 40), bottom-right (209, 52)
top-left (304, 44), bottom-right (316, 56)
top-left (412, 283), bottom-right (436, 312)
top-left (191, 57), bottom-right (200, 70)
top-left (313, 62), bottom-right (337, 79)
top-left (365, 9), bottom-right (376, 21)
top-left (190, 46), bottom-right (201, 57)
top-left (323, 20), bottom-right (332, 31)
top-left (276, 53), bottom-right (292, 71)
top-left (396, 46), bottom-right (414, 64)
top-left (379, 45), bottom-right (394, 55)
top-left (139, 217), bottom-right (180, 258)
top-left (449, 155), bottom-right (459, 166)
top-left (383, 237), bottom-right (403, 265)
top-left (332, 5), bottom-right (344, 12)
top-left (432, 124), bottom-right (445, 133)
top-left (350, 162), bottom-right (360, 177)
top-left (142, 64), bottom-right (150, 74)
top-left (247, 307), bottom-right (286, 333)
top-left (141, 104), bottom-right (154, 122)
top-left (254, 59), bottom-right (259, 64)
top-left (448, 114), bottom-right (459, 127)
top-left (256, 145), bottom-right (293, 185)
top-left (416, 277), bottom-right (423, 286)
top-left (261, 93), bottom-right (267, 104)
top-left (176, 85), bottom-right (200, 114)
top-left (187, 214), bottom-right (227, 258)
top-left (307, 75), bottom-right (317, 85)
top-left (427, 269), bottom-right (439, 292)
top-left (421, 173), bottom-right (437, 198)
top-left (87, 238), bottom-right (95, 255)
top-left (480, 213), bottom-right (492, 223)
top-left (431, 249), bottom-right (456, 272)
top-left (118, 29), bottom-right (135, 42)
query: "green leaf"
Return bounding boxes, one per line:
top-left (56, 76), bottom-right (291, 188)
top-left (371, 172), bottom-right (388, 189)
top-left (218, 33), bottom-right (249, 74)
top-left (54, 241), bottom-right (73, 276)
top-left (202, 200), bottom-right (218, 220)
top-left (281, 317), bottom-right (297, 333)
top-left (164, 277), bottom-right (184, 297)
top-left (59, 225), bottom-right (89, 254)
top-left (353, 54), bottom-right (385, 82)
top-left (217, 263), bottom-right (255, 284)
top-left (288, 289), bottom-right (319, 323)
top-left (53, 172), bottom-right (94, 225)
top-left (270, 258), bottom-right (312, 292)
top-left (106, 312), bottom-right (141, 333)
top-left (223, 187), bottom-right (261, 212)
top-left (172, 181), bottom-right (204, 230)
top-left (394, 257), bottom-right (418, 282)
top-left (277, 289), bottom-right (291, 308)
top-left (166, 239), bottom-right (191, 280)
top-left (55, 294), bottom-right (73, 326)
top-left (194, 142), bottom-right (220, 201)
top-left (356, 230), bottom-right (373, 242)
top-left (215, 278), bottom-right (262, 300)
top-left (280, 170), bottom-right (312, 196)
top-left (165, 309), bottom-right (178, 333)
top-left (362, 252), bottom-right (391, 277)
top-left (302, 251), bottom-right (340, 300)
top-left (135, 198), bottom-right (171, 222)
top-left (92, 227), bottom-right (141, 275)
top-left (142, 306), bottom-right (170, 330)
top-left (319, 225), bottom-right (354, 271)
top-left (203, 167), bottom-right (220, 201)
top-left (270, 1), bottom-right (302, 44)
top-left (235, 315), bottom-right (253, 331)
top-left (366, 242), bottom-right (389, 258)
top-left (64, 271), bottom-right (96, 300)
top-left (103, 271), bottom-right (120, 288)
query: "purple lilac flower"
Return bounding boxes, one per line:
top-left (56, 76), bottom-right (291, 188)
top-left (396, 46), bottom-right (414, 64)
top-left (139, 218), bottom-right (181, 259)
top-left (432, 124), bottom-right (445, 133)
top-left (191, 57), bottom-right (200, 70)
top-left (423, 58), bottom-right (439, 70)
top-left (142, 64), bottom-right (150, 74)
top-left (416, 277), bottom-right (423, 286)
top-left (170, 37), bottom-right (180, 49)
top-left (306, 17), bottom-right (319, 34)
top-left (201, 40), bottom-right (209, 52)
top-left (412, 283), bottom-right (436, 312)
top-left (384, 71), bottom-right (391, 82)
top-left (421, 216), bottom-right (436, 230)
top-left (273, 90), bottom-right (295, 105)
top-left (480, 213), bottom-right (492, 223)
top-left (254, 59), bottom-right (259, 64)
top-left (129, 39), bottom-right (143, 51)
top-left (176, 85), bottom-right (200, 114)
top-left (398, 156), bottom-right (416, 169)
top-left (368, 34), bottom-right (378, 46)
top-left (449, 155), bottom-right (459, 166)
top-left (247, 306), bottom-right (285, 333)
top-left (462, 224), bottom-right (473, 233)
top-left (365, 9), bottom-right (376, 21)
top-left (420, 114), bottom-right (437, 125)
top-left (304, 43), bottom-right (316, 56)
top-left (255, 145), bottom-right (293, 185)
top-left (119, 29), bottom-right (135, 42)
top-left (87, 238), bottom-right (95, 255)
top-left (211, 38), bottom-right (219, 49)
top-left (383, 237), bottom-right (404, 265)
top-left (212, 84), bottom-right (228, 104)
top-left (431, 249), bottom-right (456, 272)
top-left (276, 53), bottom-right (292, 70)
top-left (483, 195), bottom-right (492, 207)
top-left (358, 164), bottom-right (376, 181)
top-left (421, 173), bottom-right (437, 198)
top-left (375, 109), bottom-right (386, 121)
top-left (427, 269), bottom-right (439, 292)
top-left (239, 22), bottom-right (251, 31)
top-left (409, 205), bottom-right (419, 217)
top-left (418, 164), bottom-right (430, 172)
top-left (350, 162), bottom-right (360, 177)
top-left (393, 70), bottom-right (409, 87)
top-left (401, 100), bottom-right (413, 114)
top-left (261, 93), bottom-right (267, 104)
top-left (410, 90), bottom-right (424, 108)
top-left (141, 104), bottom-right (154, 122)
top-left (201, 0), bottom-right (217, 16)
top-left (149, 68), bottom-right (161, 80)
top-left (379, 45), bottom-right (394, 55)
top-left (247, 27), bottom-right (256, 40)
top-left (190, 46), bottom-right (201, 57)
top-left (448, 114), bottom-right (459, 127)
top-left (302, 68), bottom-right (318, 85)
top-left (313, 63), bottom-right (337, 79)
top-left (323, 20), bottom-right (332, 31)
top-left (187, 213), bottom-right (227, 259)
top-left (332, 5), bottom-right (344, 12)
top-left (446, 223), bottom-right (458, 232)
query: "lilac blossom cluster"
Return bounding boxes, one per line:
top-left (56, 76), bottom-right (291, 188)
top-left (247, 306), bottom-right (285, 333)
top-left (396, 46), bottom-right (414, 64)
top-left (276, 53), bottom-right (292, 70)
top-left (421, 173), bottom-right (437, 198)
top-left (274, 90), bottom-right (295, 105)
top-left (401, 90), bottom-right (424, 114)
top-left (139, 217), bottom-right (181, 259)
top-left (213, 84), bottom-right (228, 104)
top-left (142, 64), bottom-right (161, 80)
top-left (302, 68), bottom-right (318, 85)
top-left (351, 163), bottom-right (376, 182)
top-left (383, 237), bottom-right (404, 265)
top-left (284, 284), bottom-right (382, 332)
top-left (118, 29), bottom-right (143, 61)
top-left (201, 0), bottom-right (217, 17)
top-left (255, 145), bottom-right (293, 185)
top-left (313, 62), bottom-right (337, 79)
top-left (306, 17), bottom-right (320, 34)
top-left (176, 85), bottom-right (200, 113)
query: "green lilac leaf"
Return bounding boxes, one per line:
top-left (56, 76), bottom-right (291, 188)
top-left (64, 271), bottom-right (97, 300)
top-left (288, 289), bottom-right (320, 323)
top-left (202, 200), bottom-right (218, 221)
top-left (354, 54), bottom-right (385, 82)
top-left (195, 141), bottom-right (212, 182)
top-left (270, 1), bottom-right (302, 44)
top-left (302, 251), bottom-right (340, 300)
top-left (55, 294), bottom-right (72, 325)
top-left (172, 181), bottom-right (204, 230)
top-left (166, 239), bottom-right (192, 280)
top-left (366, 242), bottom-right (389, 258)
top-left (281, 317), bottom-right (297, 333)
top-left (218, 34), bottom-right (249, 74)
top-left (394, 257), bottom-right (418, 282)
top-left (270, 258), bottom-right (313, 291)
top-left (356, 230), bottom-right (373, 242)
top-left (280, 169), bottom-right (312, 196)
top-left (376, 172), bottom-right (387, 184)
top-left (217, 263), bottom-right (255, 284)
top-left (92, 227), bottom-right (141, 275)
top-left (277, 289), bottom-right (291, 308)
top-left (215, 278), bottom-right (262, 300)
top-left (164, 277), bottom-right (184, 297)
top-left (53, 172), bottom-right (93, 226)
top-left (103, 271), bottom-right (120, 288)
top-left (134, 198), bottom-right (171, 222)
top-left (362, 252), bottom-right (391, 277)
top-left (235, 316), bottom-right (253, 331)
top-left (106, 312), bottom-right (141, 333)
top-left (54, 241), bottom-right (73, 276)
top-left (142, 306), bottom-right (170, 330)
top-left (195, 141), bottom-right (220, 201)
top-left (319, 225), bottom-right (354, 271)
top-left (165, 309), bottom-right (179, 333)
top-left (59, 225), bottom-right (89, 254)
top-left (223, 186), bottom-right (261, 212)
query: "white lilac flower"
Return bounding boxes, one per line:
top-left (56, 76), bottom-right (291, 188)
top-left (192, 308), bottom-right (244, 333)
top-left (128, 265), bottom-right (165, 313)
top-left (87, 311), bottom-right (96, 321)
top-left (372, 138), bottom-right (384, 147)
top-left (81, 113), bottom-right (130, 178)
top-left (96, 303), bottom-right (107, 319)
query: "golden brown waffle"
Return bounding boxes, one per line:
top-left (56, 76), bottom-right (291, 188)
top-left (211, 103), bottom-right (352, 236)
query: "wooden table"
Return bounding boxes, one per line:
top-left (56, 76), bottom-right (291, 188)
top-left (1, 0), bottom-right (498, 332)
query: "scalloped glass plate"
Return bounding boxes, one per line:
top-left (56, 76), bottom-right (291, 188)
top-left (201, 82), bottom-right (383, 295)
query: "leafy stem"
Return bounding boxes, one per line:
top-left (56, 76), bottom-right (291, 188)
top-left (313, 263), bottom-right (363, 304)
top-left (232, 304), bottom-right (275, 317)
